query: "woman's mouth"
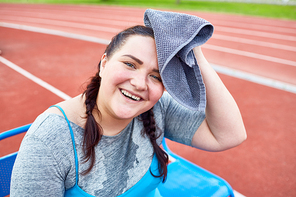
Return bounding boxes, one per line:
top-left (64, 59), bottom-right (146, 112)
top-left (121, 89), bottom-right (141, 101)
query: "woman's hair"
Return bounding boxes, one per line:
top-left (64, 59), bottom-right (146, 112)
top-left (82, 25), bottom-right (168, 181)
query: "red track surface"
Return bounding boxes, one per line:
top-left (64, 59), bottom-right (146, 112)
top-left (0, 3), bottom-right (295, 197)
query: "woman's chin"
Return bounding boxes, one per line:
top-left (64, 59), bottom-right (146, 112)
top-left (113, 109), bottom-right (139, 120)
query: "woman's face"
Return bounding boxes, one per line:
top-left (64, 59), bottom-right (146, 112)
top-left (98, 35), bottom-right (164, 121)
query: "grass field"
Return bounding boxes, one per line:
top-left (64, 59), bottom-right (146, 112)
top-left (0, 0), bottom-right (295, 20)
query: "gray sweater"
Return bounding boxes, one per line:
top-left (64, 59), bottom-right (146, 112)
top-left (11, 92), bottom-right (205, 197)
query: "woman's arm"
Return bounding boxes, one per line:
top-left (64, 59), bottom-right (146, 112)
top-left (191, 46), bottom-right (247, 151)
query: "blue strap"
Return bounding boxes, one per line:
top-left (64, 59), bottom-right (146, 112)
top-left (50, 105), bottom-right (79, 185)
top-left (50, 105), bottom-right (162, 197)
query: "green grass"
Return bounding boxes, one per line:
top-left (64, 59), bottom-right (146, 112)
top-left (1, 0), bottom-right (296, 20)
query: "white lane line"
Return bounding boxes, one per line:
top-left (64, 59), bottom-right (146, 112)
top-left (0, 56), bottom-right (71, 100)
top-left (234, 190), bottom-right (246, 197)
top-left (212, 64), bottom-right (296, 94)
top-left (212, 34), bottom-right (296, 52)
top-left (216, 26), bottom-right (296, 41)
top-left (1, 22), bottom-right (295, 95)
top-left (2, 22), bottom-right (295, 67)
top-left (204, 44), bottom-right (296, 67)
top-left (2, 15), bottom-right (296, 52)
top-left (0, 10), bottom-right (140, 26)
top-left (0, 15), bottom-right (122, 34)
top-left (213, 20), bottom-right (296, 34)
top-left (0, 22), bottom-right (110, 45)
top-left (2, 15), bottom-right (296, 42)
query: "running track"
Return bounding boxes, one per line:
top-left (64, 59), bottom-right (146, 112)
top-left (0, 3), bottom-right (295, 197)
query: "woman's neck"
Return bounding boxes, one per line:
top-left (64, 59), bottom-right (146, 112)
top-left (92, 107), bottom-right (133, 136)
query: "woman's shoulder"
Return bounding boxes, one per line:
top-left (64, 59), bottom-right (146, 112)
top-left (25, 112), bottom-right (82, 149)
top-left (43, 95), bottom-right (86, 129)
top-left (28, 112), bottom-right (68, 137)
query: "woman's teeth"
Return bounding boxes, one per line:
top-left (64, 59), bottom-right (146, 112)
top-left (121, 90), bottom-right (140, 101)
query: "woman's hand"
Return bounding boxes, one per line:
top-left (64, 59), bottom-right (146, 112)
top-left (191, 46), bottom-right (247, 151)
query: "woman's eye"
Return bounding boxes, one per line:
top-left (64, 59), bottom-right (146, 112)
top-left (150, 75), bottom-right (162, 82)
top-left (124, 62), bottom-right (135, 68)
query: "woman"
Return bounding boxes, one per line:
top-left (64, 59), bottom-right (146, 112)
top-left (11, 25), bottom-right (246, 196)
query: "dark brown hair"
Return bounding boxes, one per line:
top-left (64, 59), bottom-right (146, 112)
top-left (82, 25), bottom-right (168, 181)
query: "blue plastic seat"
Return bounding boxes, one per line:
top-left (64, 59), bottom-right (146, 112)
top-left (158, 139), bottom-right (235, 197)
top-left (0, 124), bottom-right (31, 197)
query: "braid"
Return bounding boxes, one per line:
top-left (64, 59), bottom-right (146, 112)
top-left (141, 108), bottom-right (169, 182)
top-left (82, 65), bottom-right (103, 175)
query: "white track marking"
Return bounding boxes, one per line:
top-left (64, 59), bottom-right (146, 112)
top-left (234, 190), bottom-right (246, 197)
top-left (1, 22), bottom-right (295, 67)
top-left (212, 64), bottom-right (296, 94)
top-left (213, 21), bottom-right (296, 34)
top-left (0, 22), bottom-right (110, 45)
top-left (216, 26), bottom-right (296, 41)
top-left (204, 44), bottom-right (296, 67)
top-left (1, 22), bottom-right (295, 95)
top-left (212, 34), bottom-right (296, 52)
top-left (0, 15), bottom-right (122, 33)
top-left (0, 56), bottom-right (71, 100)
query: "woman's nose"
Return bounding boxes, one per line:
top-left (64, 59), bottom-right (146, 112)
top-left (131, 74), bottom-right (148, 91)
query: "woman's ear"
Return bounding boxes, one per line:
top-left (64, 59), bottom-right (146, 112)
top-left (99, 53), bottom-right (107, 77)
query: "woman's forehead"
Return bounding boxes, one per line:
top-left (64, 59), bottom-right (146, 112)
top-left (121, 35), bottom-right (156, 52)
top-left (115, 35), bottom-right (158, 64)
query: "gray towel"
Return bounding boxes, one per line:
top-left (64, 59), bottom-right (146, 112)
top-left (144, 9), bottom-right (214, 111)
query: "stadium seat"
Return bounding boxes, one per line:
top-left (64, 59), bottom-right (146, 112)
top-left (158, 139), bottom-right (235, 197)
top-left (0, 124), bottom-right (31, 197)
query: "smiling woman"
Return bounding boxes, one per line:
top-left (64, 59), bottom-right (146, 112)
top-left (10, 11), bottom-right (246, 197)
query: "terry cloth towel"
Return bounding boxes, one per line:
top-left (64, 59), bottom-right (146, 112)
top-left (144, 9), bottom-right (214, 111)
